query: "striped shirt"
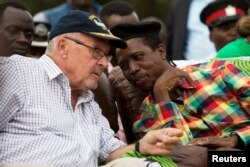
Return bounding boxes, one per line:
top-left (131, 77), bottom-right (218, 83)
top-left (0, 55), bottom-right (125, 167)
top-left (133, 60), bottom-right (250, 148)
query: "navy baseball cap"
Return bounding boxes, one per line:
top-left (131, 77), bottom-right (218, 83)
top-left (49, 10), bottom-right (127, 49)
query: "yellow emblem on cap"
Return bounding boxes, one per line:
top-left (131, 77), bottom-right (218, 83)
top-left (89, 15), bottom-right (108, 31)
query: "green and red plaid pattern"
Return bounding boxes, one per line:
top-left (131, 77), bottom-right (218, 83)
top-left (133, 60), bottom-right (250, 147)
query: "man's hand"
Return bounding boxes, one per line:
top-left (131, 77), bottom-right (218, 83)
top-left (106, 128), bottom-right (183, 161)
top-left (188, 135), bottom-right (239, 148)
top-left (153, 67), bottom-right (193, 102)
top-left (139, 128), bottom-right (183, 155)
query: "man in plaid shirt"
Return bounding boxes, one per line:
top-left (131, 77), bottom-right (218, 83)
top-left (111, 21), bottom-right (250, 150)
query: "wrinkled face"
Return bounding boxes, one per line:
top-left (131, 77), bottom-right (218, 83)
top-left (0, 7), bottom-right (34, 56)
top-left (210, 20), bottom-right (239, 51)
top-left (104, 12), bottom-right (139, 29)
top-left (116, 38), bottom-right (167, 92)
top-left (59, 33), bottom-right (110, 93)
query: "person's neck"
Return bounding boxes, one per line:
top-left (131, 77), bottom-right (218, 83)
top-left (71, 91), bottom-right (80, 110)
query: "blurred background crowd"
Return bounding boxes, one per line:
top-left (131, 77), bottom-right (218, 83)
top-left (0, 0), bottom-right (171, 22)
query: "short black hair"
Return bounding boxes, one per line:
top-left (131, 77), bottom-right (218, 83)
top-left (141, 36), bottom-right (161, 51)
top-left (99, 1), bottom-right (136, 21)
top-left (141, 36), bottom-right (175, 66)
top-left (0, 2), bottom-right (28, 23)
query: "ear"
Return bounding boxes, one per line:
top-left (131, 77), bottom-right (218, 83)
top-left (57, 38), bottom-right (68, 59)
top-left (158, 44), bottom-right (167, 60)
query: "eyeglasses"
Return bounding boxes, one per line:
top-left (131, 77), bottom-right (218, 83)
top-left (63, 36), bottom-right (112, 62)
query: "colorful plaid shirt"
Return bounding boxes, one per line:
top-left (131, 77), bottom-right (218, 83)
top-left (133, 60), bottom-right (250, 148)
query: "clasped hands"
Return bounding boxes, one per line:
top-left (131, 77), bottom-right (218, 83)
top-left (138, 128), bottom-right (183, 155)
top-left (137, 128), bottom-right (239, 156)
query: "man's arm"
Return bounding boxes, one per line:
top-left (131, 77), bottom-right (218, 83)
top-left (213, 62), bottom-right (250, 149)
top-left (0, 58), bottom-right (23, 130)
top-left (189, 61), bottom-right (250, 149)
top-left (106, 128), bottom-right (183, 162)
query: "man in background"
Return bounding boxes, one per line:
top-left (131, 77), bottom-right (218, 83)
top-left (200, 0), bottom-right (248, 53)
top-left (166, 0), bottom-right (215, 61)
top-left (99, 0), bottom-right (139, 67)
top-left (33, 0), bottom-right (102, 27)
top-left (99, 0), bottom-right (143, 143)
top-left (28, 21), bottom-right (51, 57)
top-left (0, 2), bottom-right (34, 57)
top-left (99, 1), bottom-right (139, 30)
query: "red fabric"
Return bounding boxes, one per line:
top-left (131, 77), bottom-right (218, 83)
top-left (205, 8), bottom-right (245, 25)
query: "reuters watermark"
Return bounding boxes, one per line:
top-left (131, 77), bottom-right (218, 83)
top-left (208, 151), bottom-right (250, 167)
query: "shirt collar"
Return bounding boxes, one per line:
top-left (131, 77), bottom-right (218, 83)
top-left (39, 55), bottom-right (95, 103)
top-left (39, 54), bottom-right (63, 80)
top-left (77, 90), bottom-right (94, 104)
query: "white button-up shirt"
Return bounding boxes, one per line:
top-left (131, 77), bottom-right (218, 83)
top-left (0, 55), bottom-right (125, 167)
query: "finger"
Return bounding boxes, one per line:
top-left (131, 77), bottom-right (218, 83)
top-left (155, 143), bottom-right (175, 155)
top-left (150, 128), bottom-right (182, 145)
top-left (175, 70), bottom-right (194, 87)
top-left (161, 136), bottom-right (181, 145)
top-left (156, 142), bottom-right (174, 149)
top-left (188, 139), bottom-right (201, 145)
top-left (176, 79), bottom-right (184, 86)
top-left (164, 128), bottom-right (183, 137)
top-left (184, 75), bottom-right (194, 87)
top-left (188, 137), bottom-right (210, 145)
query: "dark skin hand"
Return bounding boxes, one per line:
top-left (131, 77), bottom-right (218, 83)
top-left (153, 67), bottom-right (240, 149)
top-left (153, 67), bottom-right (194, 103)
top-left (188, 135), bottom-right (239, 149)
